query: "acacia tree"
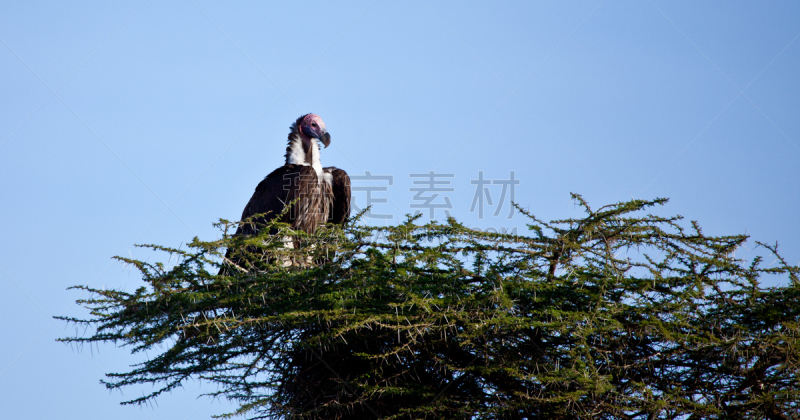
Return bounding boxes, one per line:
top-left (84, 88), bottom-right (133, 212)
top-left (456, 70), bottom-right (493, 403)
top-left (59, 195), bottom-right (800, 419)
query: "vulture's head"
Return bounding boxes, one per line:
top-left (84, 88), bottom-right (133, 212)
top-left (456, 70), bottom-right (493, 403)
top-left (298, 113), bottom-right (330, 148)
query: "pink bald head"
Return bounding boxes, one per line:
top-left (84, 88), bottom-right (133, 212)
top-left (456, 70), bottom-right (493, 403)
top-left (300, 114), bottom-right (327, 132)
top-left (297, 113), bottom-right (331, 147)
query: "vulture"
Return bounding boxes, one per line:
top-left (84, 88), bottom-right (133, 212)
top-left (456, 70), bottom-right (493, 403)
top-left (222, 114), bottom-right (351, 271)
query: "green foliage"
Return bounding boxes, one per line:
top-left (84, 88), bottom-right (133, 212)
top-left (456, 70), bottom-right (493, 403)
top-left (59, 195), bottom-right (800, 419)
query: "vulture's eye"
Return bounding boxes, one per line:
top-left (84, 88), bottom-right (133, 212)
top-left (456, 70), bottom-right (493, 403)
top-left (312, 122), bottom-right (318, 127)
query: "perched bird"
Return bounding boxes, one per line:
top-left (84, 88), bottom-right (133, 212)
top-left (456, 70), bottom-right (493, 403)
top-left (222, 114), bottom-right (350, 271)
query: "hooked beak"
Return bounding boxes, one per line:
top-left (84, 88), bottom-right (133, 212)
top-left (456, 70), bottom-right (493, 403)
top-left (320, 132), bottom-right (331, 148)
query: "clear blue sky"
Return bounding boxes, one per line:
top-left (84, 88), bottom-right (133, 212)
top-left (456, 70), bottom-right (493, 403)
top-left (1, 1), bottom-right (798, 418)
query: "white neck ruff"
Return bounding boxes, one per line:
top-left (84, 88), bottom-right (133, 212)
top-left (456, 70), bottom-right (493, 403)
top-left (286, 132), bottom-right (323, 182)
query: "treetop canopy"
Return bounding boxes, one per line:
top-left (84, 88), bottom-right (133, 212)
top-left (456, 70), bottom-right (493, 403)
top-left (59, 195), bottom-right (800, 419)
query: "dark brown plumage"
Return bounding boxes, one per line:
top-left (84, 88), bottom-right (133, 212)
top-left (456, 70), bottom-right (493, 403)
top-left (324, 166), bottom-right (351, 225)
top-left (221, 114), bottom-right (350, 273)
